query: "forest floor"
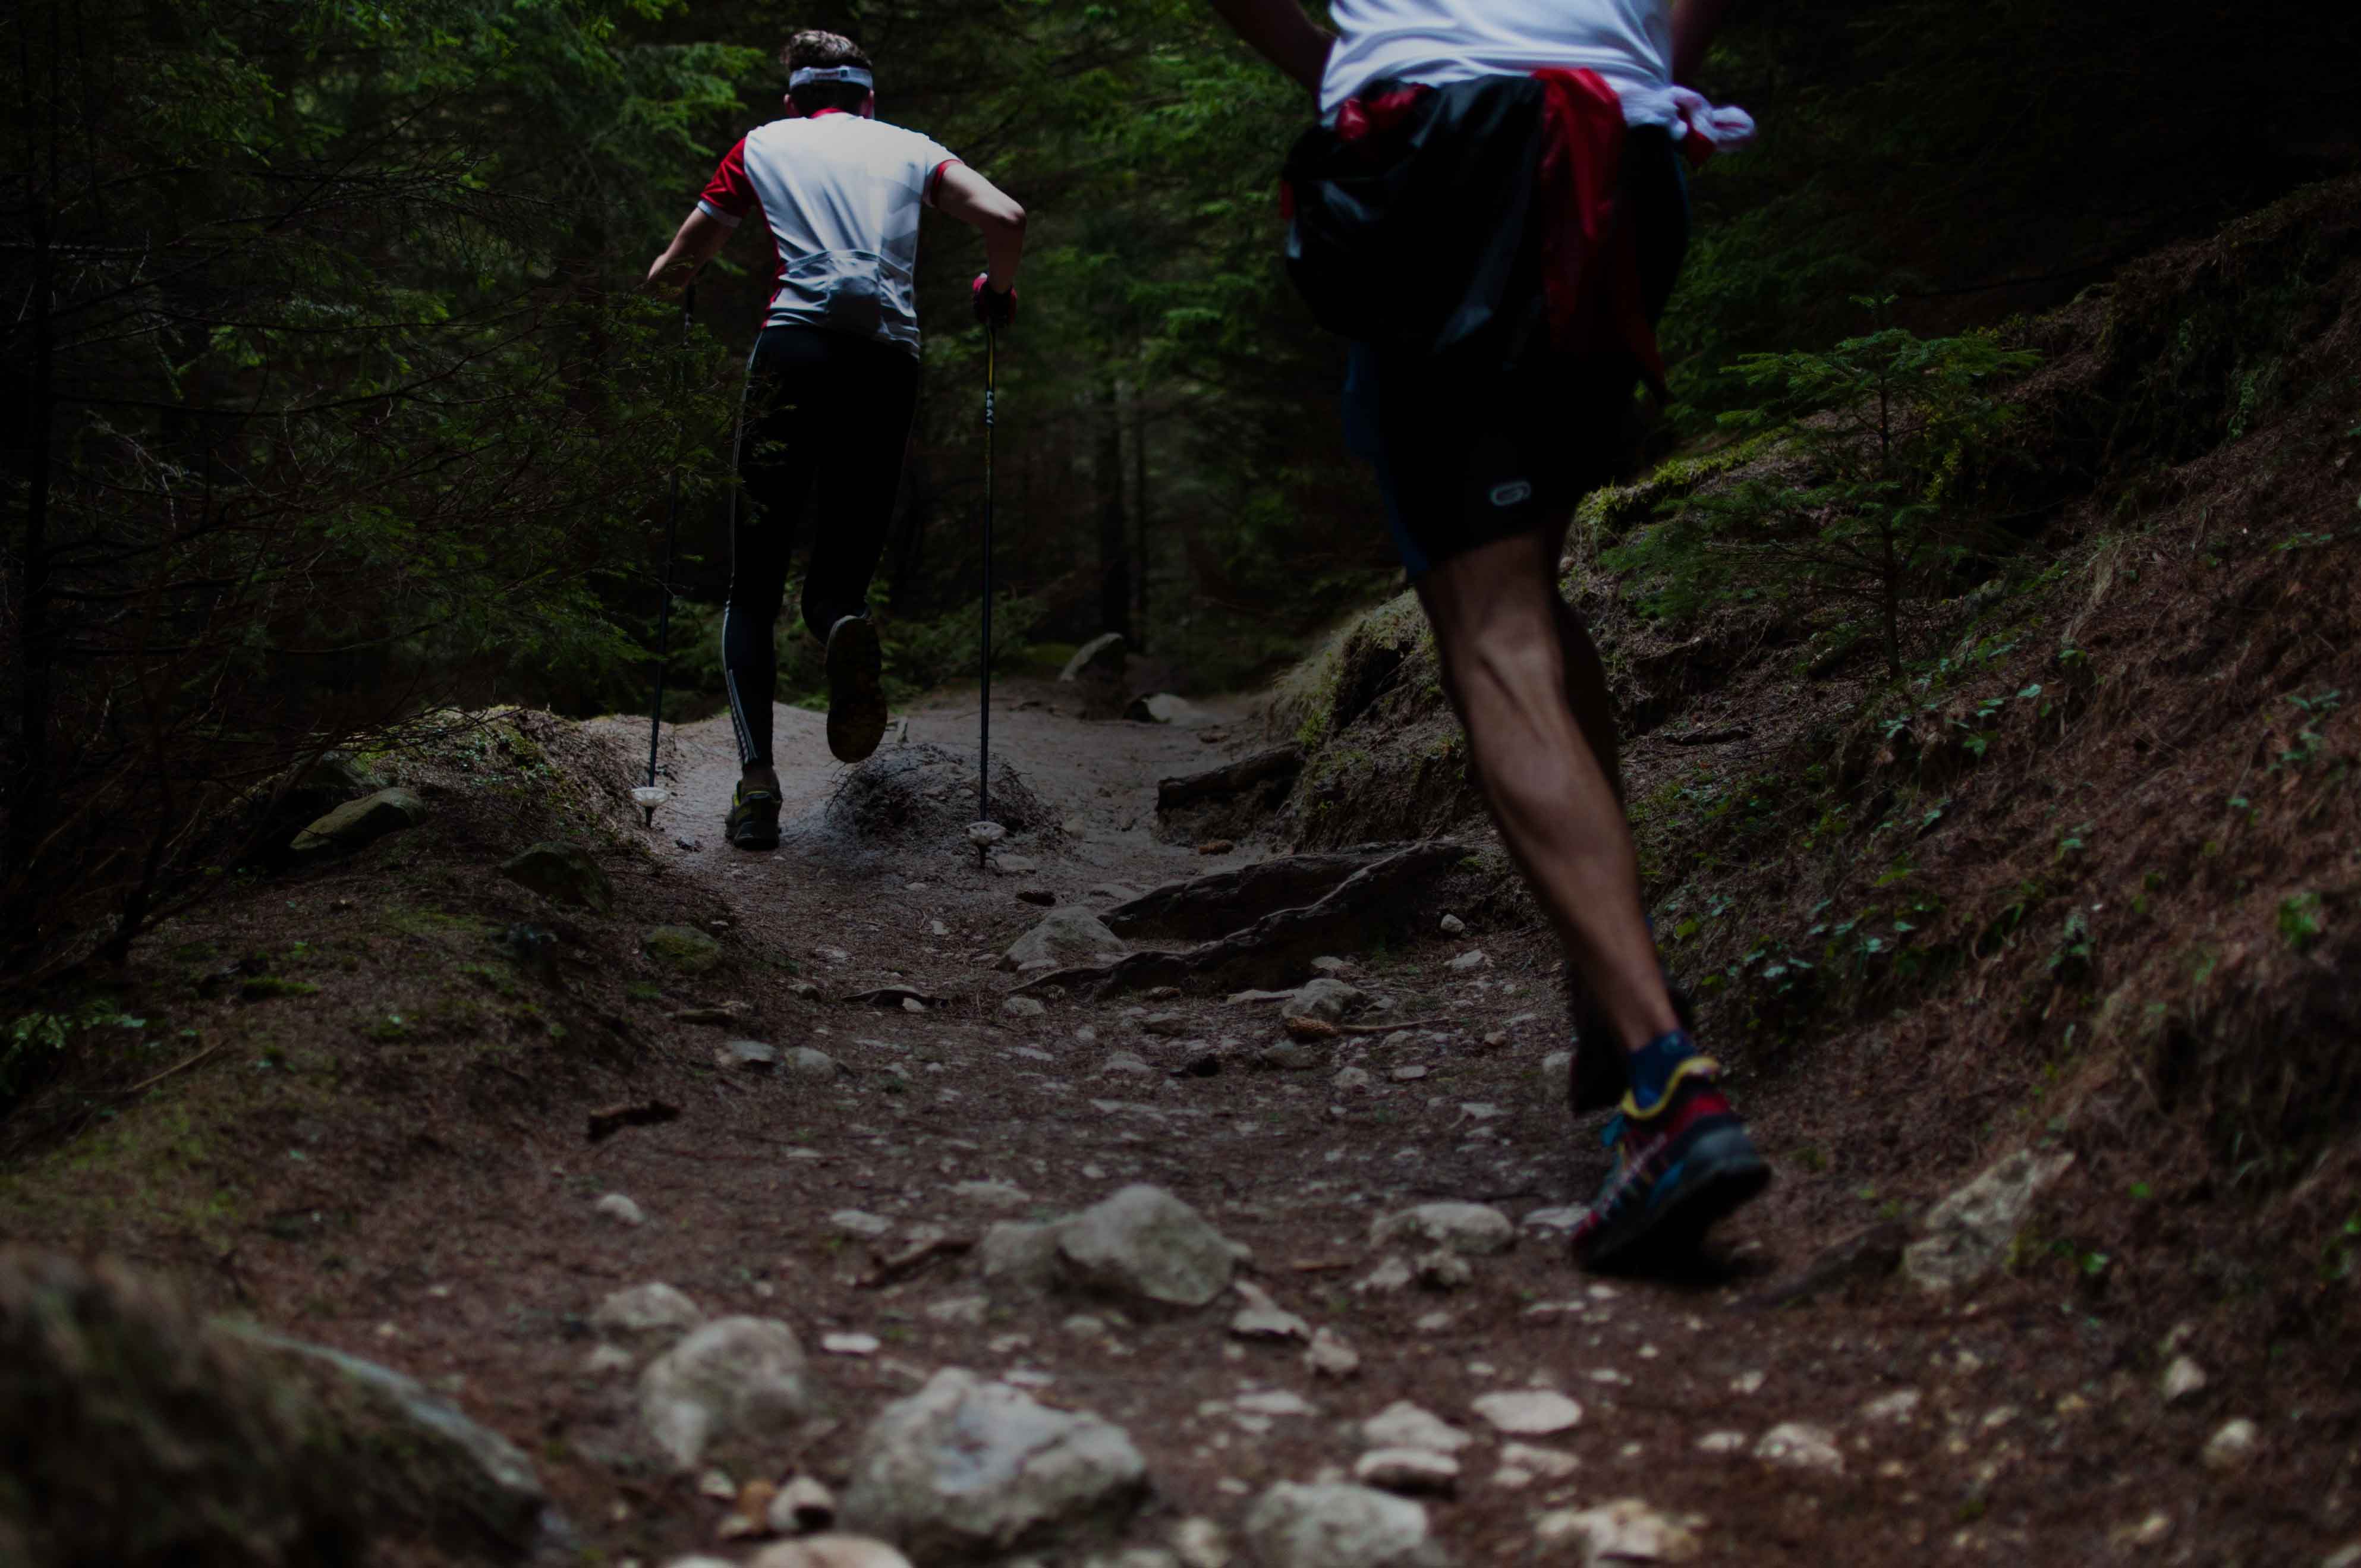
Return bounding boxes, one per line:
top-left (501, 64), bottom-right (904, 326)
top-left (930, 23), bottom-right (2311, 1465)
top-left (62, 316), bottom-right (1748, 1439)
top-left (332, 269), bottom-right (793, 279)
top-left (3, 664), bottom-right (2343, 1567)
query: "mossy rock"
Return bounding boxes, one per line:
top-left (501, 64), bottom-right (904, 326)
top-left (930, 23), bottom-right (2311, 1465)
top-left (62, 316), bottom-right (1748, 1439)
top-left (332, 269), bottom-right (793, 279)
top-left (642, 925), bottom-right (723, 974)
top-left (498, 841), bottom-right (613, 913)
top-left (0, 1249), bottom-right (547, 1566)
top-left (291, 788), bottom-right (427, 855)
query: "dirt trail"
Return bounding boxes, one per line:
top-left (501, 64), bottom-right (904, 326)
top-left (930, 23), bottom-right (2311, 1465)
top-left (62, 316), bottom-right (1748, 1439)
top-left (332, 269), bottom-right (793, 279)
top-left (483, 681), bottom-right (2285, 1567)
top-left (2, 678), bottom-right (2315, 1567)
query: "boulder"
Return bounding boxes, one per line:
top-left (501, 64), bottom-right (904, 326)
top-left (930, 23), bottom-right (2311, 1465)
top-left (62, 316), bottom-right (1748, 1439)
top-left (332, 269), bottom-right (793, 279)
top-left (497, 840), bottom-right (614, 912)
top-left (1002, 908), bottom-right (1128, 972)
top-left (1242, 1482), bottom-right (1446, 1568)
top-left (1469, 1390), bottom-right (1582, 1436)
top-left (1056, 1185), bottom-right (1237, 1310)
top-left (1531, 1500), bottom-right (1699, 1565)
top-left (638, 1317), bottom-right (812, 1471)
top-left (980, 1220), bottom-right (1065, 1294)
top-left (1902, 1148), bottom-right (2075, 1292)
top-left (840, 1369), bottom-right (1147, 1558)
top-left (1282, 977), bottom-right (1367, 1023)
top-left (289, 787), bottom-right (426, 854)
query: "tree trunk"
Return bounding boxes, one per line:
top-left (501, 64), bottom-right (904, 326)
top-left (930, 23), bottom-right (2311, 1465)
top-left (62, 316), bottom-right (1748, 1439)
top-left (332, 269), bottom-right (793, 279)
top-left (1095, 378), bottom-right (1130, 640)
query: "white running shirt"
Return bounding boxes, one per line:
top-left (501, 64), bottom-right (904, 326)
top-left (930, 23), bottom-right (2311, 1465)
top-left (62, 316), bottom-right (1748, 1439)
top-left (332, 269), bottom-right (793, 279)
top-left (698, 112), bottom-right (960, 354)
top-left (1320, 0), bottom-right (1677, 119)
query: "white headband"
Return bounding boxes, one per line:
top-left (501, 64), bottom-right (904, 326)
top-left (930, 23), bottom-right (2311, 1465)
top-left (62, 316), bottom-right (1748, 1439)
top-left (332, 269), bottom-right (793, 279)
top-left (789, 65), bottom-right (873, 90)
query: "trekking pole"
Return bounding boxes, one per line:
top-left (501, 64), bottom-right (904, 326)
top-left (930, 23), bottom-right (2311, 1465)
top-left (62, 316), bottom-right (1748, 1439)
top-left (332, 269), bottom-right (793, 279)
top-left (637, 281), bottom-right (695, 828)
top-left (976, 323), bottom-right (997, 867)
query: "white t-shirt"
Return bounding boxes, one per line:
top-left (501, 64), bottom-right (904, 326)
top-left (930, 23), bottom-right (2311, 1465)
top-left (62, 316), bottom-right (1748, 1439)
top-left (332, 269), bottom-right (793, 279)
top-left (698, 112), bottom-right (961, 353)
top-left (1320, 0), bottom-right (1676, 120)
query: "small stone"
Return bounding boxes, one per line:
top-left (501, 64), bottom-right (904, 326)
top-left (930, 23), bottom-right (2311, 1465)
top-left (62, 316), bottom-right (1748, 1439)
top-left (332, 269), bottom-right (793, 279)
top-left (1235, 1388), bottom-right (1317, 1417)
top-left (2161, 1355), bottom-right (2208, 1403)
top-left (1438, 914), bottom-right (1466, 935)
top-left (1230, 1281), bottom-right (1311, 1342)
top-left (1902, 1148), bottom-right (2076, 1292)
top-left (1471, 1390), bottom-right (1582, 1436)
top-left (1861, 1388), bottom-right (1922, 1424)
top-left (2111, 1513), bottom-right (2174, 1548)
top-left (1003, 996), bottom-right (1048, 1019)
top-left (1309, 956), bottom-right (1352, 976)
top-left (1499, 1443), bottom-right (1577, 1479)
top-left (717, 1040), bottom-right (779, 1071)
top-left (1361, 1400), bottom-right (1474, 1454)
top-left (1017, 889), bottom-right (1056, 907)
top-left (967, 821), bottom-right (1008, 848)
top-left (1532, 1499), bottom-right (1699, 1564)
top-left (1242, 1481), bottom-right (1443, 1568)
top-left (1521, 1207), bottom-right (1584, 1235)
top-left (1101, 1051), bottom-right (1157, 1077)
top-left (1002, 906), bottom-right (1128, 971)
top-left (1729, 1370), bottom-right (1765, 1396)
top-left (1305, 1327), bottom-right (1361, 1379)
top-left (591, 1283), bottom-right (705, 1346)
top-left (830, 1210), bottom-right (894, 1239)
top-left (1414, 1251), bottom-right (1471, 1291)
top-left (1356, 1447), bottom-right (1459, 1495)
top-left (595, 1193), bottom-right (646, 1227)
top-left (1447, 950), bottom-right (1488, 972)
top-left (991, 854), bottom-right (1041, 876)
top-left (1353, 1256), bottom-right (1414, 1295)
top-left (1172, 1516), bottom-right (1232, 1568)
top-left (2201, 1417), bottom-right (2259, 1472)
top-left (1372, 1202), bottom-right (1514, 1257)
top-left (823, 1333), bottom-right (882, 1357)
top-left (1333, 1066), bottom-right (1373, 1091)
top-left (1695, 1430), bottom-right (1748, 1454)
top-left (700, 1468), bottom-right (740, 1499)
top-left (783, 1046), bottom-right (839, 1078)
top-left (1754, 1422), bottom-right (1844, 1475)
top-left (767, 1475), bottom-right (840, 1535)
top-left (1390, 1065), bottom-right (1428, 1082)
top-left (926, 1295), bottom-right (989, 1325)
top-left (583, 1343), bottom-right (636, 1375)
top-left (2321, 1544), bottom-right (2361, 1568)
top-left (951, 1180), bottom-right (1032, 1210)
top-left (1144, 1012), bottom-right (1191, 1037)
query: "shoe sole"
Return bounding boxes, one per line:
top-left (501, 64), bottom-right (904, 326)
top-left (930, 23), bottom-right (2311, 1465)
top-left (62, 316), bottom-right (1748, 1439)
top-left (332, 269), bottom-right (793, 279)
top-left (825, 617), bottom-right (888, 764)
top-left (1575, 1127), bottom-right (1771, 1274)
top-left (726, 802), bottom-right (781, 852)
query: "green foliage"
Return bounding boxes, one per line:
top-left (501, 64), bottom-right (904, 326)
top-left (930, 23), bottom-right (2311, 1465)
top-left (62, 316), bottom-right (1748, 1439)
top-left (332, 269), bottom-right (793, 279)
top-left (1608, 303), bottom-right (2038, 674)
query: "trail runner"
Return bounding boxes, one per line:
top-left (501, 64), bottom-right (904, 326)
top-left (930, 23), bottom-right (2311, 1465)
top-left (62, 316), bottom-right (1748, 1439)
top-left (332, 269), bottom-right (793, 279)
top-left (1206, 0), bottom-right (1768, 1270)
top-left (647, 30), bottom-right (1027, 851)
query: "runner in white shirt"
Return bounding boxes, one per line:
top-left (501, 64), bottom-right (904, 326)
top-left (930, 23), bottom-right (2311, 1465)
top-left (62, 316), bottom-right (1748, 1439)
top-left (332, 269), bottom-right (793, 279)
top-left (646, 30), bottom-right (1027, 849)
top-left (1208, 0), bottom-right (1767, 1274)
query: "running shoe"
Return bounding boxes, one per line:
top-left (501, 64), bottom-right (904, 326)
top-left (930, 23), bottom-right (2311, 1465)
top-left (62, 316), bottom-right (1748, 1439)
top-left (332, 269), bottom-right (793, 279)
top-left (1570, 1034), bottom-right (1769, 1272)
top-left (824, 614), bottom-right (888, 764)
top-left (725, 784), bottom-right (782, 851)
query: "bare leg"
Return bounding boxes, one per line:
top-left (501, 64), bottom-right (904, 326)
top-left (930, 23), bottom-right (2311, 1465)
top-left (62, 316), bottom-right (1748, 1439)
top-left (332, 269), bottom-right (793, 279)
top-left (1416, 526), bottom-right (1676, 1056)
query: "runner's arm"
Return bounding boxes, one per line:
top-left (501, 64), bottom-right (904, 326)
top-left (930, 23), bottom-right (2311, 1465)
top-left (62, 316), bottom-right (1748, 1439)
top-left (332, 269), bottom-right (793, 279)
top-left (934, 164), bottom-right (1028, 292)
top-left (1203, 0), bottom-right (1333, 95)
top-left (646, 208), bottom-right (730, 291)
top-left (1670, 0), bottom-right (1737, 85)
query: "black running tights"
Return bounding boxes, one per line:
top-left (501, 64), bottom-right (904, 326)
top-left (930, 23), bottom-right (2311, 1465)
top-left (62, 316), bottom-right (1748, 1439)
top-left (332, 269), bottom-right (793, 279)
top-left (723, 325), bottom-right (919, 769)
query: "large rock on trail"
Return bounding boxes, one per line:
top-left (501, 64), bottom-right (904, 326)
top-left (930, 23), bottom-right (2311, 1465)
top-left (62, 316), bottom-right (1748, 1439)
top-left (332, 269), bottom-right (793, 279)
top-left (1056, 1184), bottom-right (1239, 1310)
top-left (289, 786), bottom-right (427, 854)
top-left (1244, 1481), bottom-right (1448, 1568)
top-left (498, 840), bottom-right (614, 912)
top-left (0, 1249), bottom-right (550, 1566)
top-left (638, 1316), bottom-right (813, 1470)
top-left (839, 1368), bottom-right (1148, 1560)
top-left (1902, 1148), bottom-right (2076, 1292)
top-left (1000, 907), bottom-right (1128, 972)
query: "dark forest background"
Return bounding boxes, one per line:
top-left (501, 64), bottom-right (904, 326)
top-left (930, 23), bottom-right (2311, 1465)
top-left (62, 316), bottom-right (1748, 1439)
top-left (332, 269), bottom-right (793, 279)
top-left (4, 0), bottom-right (2357, 980)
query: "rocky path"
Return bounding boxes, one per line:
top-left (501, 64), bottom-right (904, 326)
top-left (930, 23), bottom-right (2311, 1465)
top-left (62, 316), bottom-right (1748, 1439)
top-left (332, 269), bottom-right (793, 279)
top-left (56, 679), bottom-right (2298, 1568)
top-left (408, 674), bottom-right (2283, 1568)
